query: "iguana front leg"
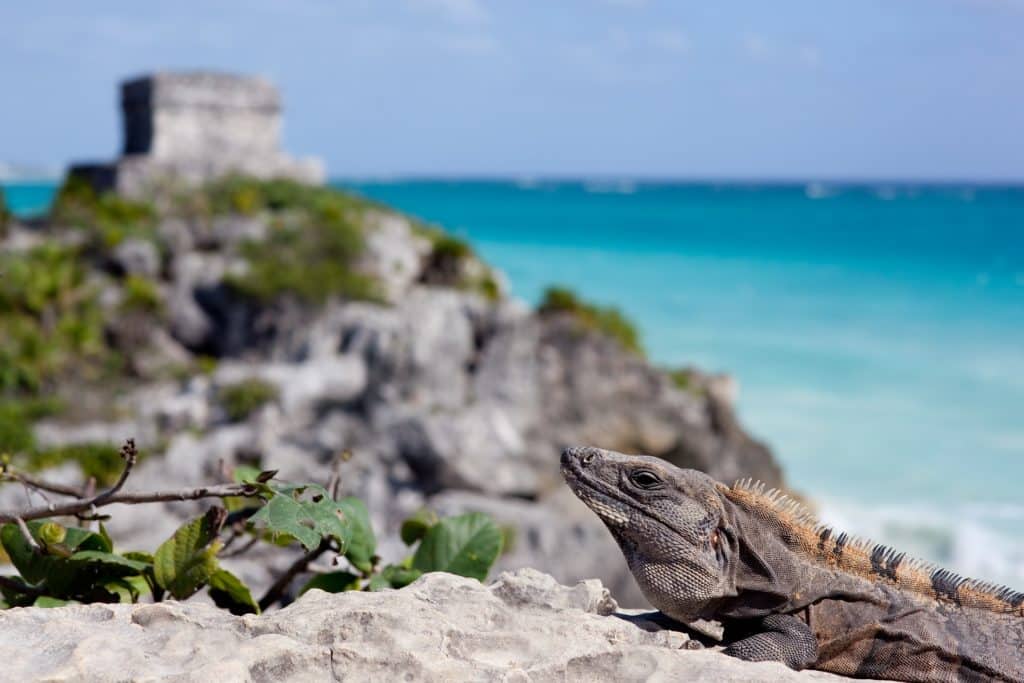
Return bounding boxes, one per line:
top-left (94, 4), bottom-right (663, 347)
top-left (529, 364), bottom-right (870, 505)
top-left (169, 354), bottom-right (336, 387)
top-left (722, 614), bottom-right (818, 670)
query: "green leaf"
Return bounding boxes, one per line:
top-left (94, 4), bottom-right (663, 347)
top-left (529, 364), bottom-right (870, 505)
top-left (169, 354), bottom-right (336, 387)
top-left (337, 497), bottom-right (375, 574)
top-left (299, 571), bottom-right (361, 595)
top-left (33, 596), bottom-right (78, 608)
top-left (102, 578), bottom-right (139, 603)
top-left (249, 494), bottom-right (318, 550)
top-left (400, 509), bottom-right (438, 546)
top-left (208, 568), bottom-right (259, 615)
top-left (249, 483), bottom-right (352, 552)
top-left (70, 551), bottom-right (150, 573)
top-left (0, 575), bottom-right (37, 607)
top-left (123, 552), bottom-right (160, 600)
top-left (367, 564), bottom-right (422, 592)
top-left (232, 464), bottom-right (262, 484)
top-left (411, 512), bottom-right (503, 582)
top-left (0, 521), bottom-right (126, 597)
top-left (153, 508), bottom-right (226, 599)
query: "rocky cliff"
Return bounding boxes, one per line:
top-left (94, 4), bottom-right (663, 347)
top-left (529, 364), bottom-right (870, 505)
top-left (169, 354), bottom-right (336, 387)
top-left (1, 72), bottom-right (782, 613)
top-left (0, 173), bottom-right (779, 608)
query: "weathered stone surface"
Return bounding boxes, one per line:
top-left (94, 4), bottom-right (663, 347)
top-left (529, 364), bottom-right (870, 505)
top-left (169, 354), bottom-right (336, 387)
top-left (0, 570), bottom-right (855, 682)
top-left (357, 211), bottom-right (432, 303)
top-left (110, 237), bottom-right (160, 277)
top-left (69, 71), bottom-right (324, 198)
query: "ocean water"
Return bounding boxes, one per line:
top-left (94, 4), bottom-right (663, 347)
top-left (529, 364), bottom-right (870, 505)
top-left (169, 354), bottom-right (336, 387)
top-left (5, 179), bottom-right (1024, 588)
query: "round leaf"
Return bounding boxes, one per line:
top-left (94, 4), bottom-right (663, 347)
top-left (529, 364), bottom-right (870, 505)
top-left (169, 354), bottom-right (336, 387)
top-left (411, 512), bottom-right (502, 581)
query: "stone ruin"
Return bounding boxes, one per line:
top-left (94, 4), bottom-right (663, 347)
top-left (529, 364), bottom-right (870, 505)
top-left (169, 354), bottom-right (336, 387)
top-left (71, 72), bottom-right (324, 197)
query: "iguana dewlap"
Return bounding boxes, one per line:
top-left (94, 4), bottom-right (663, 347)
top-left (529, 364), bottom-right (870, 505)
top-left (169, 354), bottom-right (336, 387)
top-left (561, 446), bottom-right (1024, 682)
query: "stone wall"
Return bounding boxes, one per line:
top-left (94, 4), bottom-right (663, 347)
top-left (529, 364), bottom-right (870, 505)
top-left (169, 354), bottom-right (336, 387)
top-left (70, 71), bottom-right (324, 197)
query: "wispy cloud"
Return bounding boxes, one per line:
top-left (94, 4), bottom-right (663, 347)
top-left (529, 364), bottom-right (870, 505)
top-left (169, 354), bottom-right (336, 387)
top-left (408, 0), bottom-right (489, 24)
top-left (430, 32), bottom-right (499, 55)
top-left (649, 28), bottom-right (691, 54)
top-left (742, 32), bottom-right (821, 68)
top-left (600, 0), bottom-right (649, 7)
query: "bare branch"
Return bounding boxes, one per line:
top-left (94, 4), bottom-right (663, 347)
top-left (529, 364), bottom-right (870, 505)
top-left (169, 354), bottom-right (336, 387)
top-left (1, 469), bottom-right (88, 499)
top-left (220, 535), bottom-right (259, 559)
top-left (0, 439), bottom-right (265, 524)
top-left (258, 539), bottom-right (332, 611)
top-left (326, 449), bottom-right (352, 500)
top-left (91, 439), bottom-right (138, 507)
top-left (0, 483), bottom-right (263, 524)
top-left (14, 517), bottom-right (41, 552)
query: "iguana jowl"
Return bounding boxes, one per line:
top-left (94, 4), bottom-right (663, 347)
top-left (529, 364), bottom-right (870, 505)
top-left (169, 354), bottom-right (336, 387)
top-left (561, 446), bottom-right (1024, 681)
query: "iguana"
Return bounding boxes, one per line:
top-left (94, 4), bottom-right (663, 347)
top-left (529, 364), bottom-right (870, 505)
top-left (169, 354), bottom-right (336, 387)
top-left (561, 446), bottom-right (1024, 681)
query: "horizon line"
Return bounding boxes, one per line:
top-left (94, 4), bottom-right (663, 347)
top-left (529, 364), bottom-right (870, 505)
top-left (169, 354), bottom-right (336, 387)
top-left (3, 172), bottom-right (1024, 188)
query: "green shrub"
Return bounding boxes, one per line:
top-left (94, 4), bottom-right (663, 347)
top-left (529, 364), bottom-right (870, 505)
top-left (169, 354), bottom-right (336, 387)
top-left (219, 378), bottom-right (279, 421)
top-left (0, 188), bottom-right (10, 238)
top-left (668, 367), bottom-right (706, 396)
top-left (226, 203), bottom-right (376, 304)
top-left (0, 471), bottom-right (503, 612)
top-left (415, 224), bottom-right (500, 299)
top-left (0, 244), bottom-right (109, 394)
top-left (0, 402), bottom-right (37, 454)
top-left (120, 275), bottom-right (163, 314)
top-left (538, 286), bottom-right (643, 355)
top-left (49, 175), bottom-right (157, 249)
top-left (204, 176), bottom-right (369, 217)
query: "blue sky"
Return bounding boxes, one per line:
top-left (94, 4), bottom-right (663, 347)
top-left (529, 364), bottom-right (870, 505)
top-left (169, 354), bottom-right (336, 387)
top-left (1, 0), bottom-right (1022, 180)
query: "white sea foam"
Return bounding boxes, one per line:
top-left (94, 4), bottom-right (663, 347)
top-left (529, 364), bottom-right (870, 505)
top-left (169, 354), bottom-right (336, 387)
top-left (816, 497), bottom-right (1024, 590)
top-left (804, 182), bottom-right (835, 199)
top-left (583, 179), bottom-right (636, 194)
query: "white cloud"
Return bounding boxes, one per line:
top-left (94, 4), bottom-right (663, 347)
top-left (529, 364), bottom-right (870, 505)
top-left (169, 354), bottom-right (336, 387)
top-left (742, 33), bottom-right (821, 68)
top-left (742, 33), bottom-right (774, 61)
top-left (409, 0), bottom-right (489, 24)
top-left (431, 32), bottom-right (499, 55)
top-left (649, 28), bottom-right (690, 54)
top-left (798, 45), bottom-right (820, 67)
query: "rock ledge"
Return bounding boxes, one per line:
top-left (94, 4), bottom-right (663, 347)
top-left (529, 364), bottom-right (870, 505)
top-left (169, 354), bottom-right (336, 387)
top-left (0, 569), bottom-right (853, 682)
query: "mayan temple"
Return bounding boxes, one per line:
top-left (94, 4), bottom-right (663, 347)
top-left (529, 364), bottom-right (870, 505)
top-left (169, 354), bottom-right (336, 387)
top-left (71, 72), bottom-right (324, 197)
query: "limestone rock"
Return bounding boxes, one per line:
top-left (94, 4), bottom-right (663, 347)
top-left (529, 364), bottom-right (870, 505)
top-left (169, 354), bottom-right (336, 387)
top-left (110, 237), bottom-right (160, 278)
top-left (358, 211), bottom-right (432, 302)
top-left (0, 570), bottom-right (856, 682)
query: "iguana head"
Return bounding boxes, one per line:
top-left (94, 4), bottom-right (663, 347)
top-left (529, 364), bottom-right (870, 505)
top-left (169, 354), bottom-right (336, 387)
top-left (561, 445), bottom-right (735, 621)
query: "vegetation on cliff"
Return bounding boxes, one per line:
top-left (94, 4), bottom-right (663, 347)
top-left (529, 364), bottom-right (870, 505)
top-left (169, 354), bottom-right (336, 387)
top-left (415, 224), bottom-right (501, 301)
top-left (206, 177), bottom-right (380, 304)
top-left (538, 286), bottom-right (643, 355)
top-left (0, 188), bottom-right (10, 238)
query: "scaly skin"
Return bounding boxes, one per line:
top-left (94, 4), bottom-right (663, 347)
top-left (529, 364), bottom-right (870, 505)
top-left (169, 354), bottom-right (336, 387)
top-left (561, 446), bottom-right (1024, 682)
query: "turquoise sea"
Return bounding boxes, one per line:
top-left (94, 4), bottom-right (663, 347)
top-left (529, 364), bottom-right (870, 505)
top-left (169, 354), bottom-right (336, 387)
top-left (5, 179), bottom-right (1024, 588)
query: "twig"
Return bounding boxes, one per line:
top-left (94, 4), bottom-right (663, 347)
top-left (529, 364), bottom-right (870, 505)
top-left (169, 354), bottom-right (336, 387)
top-left (1, 469), bottom-right (88, 499)
top-left (326, 449), bottom-right (352, 500)
top-left (0, 482), bottom-right (264, 524)
top-left (90, 439), bottom-right (138, 507)
top-left (220, 535), bottom-right (259, 559)
top-left (14, 517), bottom-right (40, 552)
top-left (0, 439), bottom-right (266, 524)
top-left (258, 539), bottom-right (332, 611)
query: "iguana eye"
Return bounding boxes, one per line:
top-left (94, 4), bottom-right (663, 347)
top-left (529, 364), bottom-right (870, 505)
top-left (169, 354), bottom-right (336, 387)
top-left (630, 470), bottom-right (661, 489)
